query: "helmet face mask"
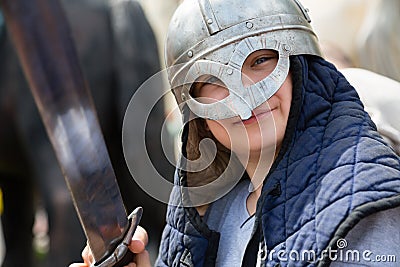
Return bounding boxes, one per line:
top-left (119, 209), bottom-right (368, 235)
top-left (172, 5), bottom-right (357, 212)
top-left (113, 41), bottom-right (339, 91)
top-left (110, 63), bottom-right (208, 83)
top-left (166, 0), bottom-right (322, 120)
top-left (183, 34), bottom-right (290, 120)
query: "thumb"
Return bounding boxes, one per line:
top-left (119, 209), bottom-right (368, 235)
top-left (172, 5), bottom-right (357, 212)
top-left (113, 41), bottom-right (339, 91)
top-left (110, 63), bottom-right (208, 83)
top-left (128, 226), bottom-right (148, 254)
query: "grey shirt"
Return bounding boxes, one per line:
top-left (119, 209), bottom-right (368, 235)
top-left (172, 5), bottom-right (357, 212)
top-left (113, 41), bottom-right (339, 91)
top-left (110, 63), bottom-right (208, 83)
top-left (205, 180), bottom-right (254, 267)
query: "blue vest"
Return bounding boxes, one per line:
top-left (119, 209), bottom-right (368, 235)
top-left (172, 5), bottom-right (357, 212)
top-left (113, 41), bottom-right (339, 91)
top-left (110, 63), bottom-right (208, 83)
top-left (156, 56), bottom-right (400, 267)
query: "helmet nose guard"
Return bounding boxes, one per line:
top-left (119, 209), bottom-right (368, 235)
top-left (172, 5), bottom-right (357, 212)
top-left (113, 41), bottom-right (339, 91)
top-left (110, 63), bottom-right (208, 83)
top-left (166, 0), bottom-right (322, 118)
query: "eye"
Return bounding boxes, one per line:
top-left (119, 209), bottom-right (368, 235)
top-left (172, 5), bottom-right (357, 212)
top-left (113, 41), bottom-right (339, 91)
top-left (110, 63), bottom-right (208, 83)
top-left (253, 56), bottom-right (274, 66)
top-left (191, 75), bottom-right (225, 98)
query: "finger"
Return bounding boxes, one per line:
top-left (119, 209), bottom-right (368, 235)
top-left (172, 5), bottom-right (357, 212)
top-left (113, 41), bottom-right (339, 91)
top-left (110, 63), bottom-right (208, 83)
top-left (69, 264), bottom-right (88, 267)
top-left (82, 245), bottom-right (94, 265)
top-left (134, 225), bottom-right (149, 246)
top-left (128, 226), bottom-right (148, 254)
top-left (135, 250), bottom-right (151, 267)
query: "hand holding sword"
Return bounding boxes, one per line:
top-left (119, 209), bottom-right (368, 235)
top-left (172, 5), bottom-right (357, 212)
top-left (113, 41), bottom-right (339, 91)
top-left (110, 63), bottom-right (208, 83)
top-left (0, 0), bottom-right (148, 265)
top-left (70, 226), bottom-right (151, 267)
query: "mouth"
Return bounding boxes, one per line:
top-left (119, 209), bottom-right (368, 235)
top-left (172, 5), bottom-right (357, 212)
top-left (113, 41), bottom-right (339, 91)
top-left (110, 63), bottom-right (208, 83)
top-left (234, 108), bottom-right (276, 125)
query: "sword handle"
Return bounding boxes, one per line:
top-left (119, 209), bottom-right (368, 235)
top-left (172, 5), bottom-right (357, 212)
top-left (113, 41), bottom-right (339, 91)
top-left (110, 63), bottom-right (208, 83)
top-left (114, 251), bottom-right (135, 267)
top-left (94, 207), bottom-right (143, 267)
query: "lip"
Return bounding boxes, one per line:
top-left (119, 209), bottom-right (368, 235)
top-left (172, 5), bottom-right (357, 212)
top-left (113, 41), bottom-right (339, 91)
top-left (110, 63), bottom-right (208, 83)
top-left (234, 107), bottom-right (276, 125)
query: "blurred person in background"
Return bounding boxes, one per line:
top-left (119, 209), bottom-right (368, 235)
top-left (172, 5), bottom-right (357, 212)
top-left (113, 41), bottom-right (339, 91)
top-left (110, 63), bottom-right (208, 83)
top-left (341, 68), bottom-right (400, 155)
top-left (0, 0), bottom-right (173, 266)
top-left (341, 2), bottom-right (400, 153)
top-left (300, 0), bottom-right (371, 66)
top-left (0, 9), bottom-right (36, 265)
top-left (301, 0), bottom-right (400, 156)
top-left (356, 0), bottom-right (400, 82)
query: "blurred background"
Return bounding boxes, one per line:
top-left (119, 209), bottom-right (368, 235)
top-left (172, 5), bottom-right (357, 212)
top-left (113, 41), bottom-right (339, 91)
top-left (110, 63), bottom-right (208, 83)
top-left (0, 0), bottom-right (399, 266)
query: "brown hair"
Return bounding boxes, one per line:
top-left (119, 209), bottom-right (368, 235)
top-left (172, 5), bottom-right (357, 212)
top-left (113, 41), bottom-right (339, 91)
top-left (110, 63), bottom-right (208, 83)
top-left (185, 117), bottom-right (233, 187)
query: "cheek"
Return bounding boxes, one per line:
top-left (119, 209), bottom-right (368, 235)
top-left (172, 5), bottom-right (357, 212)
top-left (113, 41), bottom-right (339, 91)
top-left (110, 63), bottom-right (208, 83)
top-left (276, 76), bottom-right (293, 116)
top-left (273, 76), bottom-right (292, 143)
top-left (206, 120), bottom-right (232, 149)
top-left (197, 85), bottom-right (229, 103)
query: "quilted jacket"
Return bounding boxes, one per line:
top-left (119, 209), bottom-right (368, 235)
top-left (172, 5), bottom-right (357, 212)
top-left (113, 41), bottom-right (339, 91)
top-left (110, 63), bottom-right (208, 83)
top-left (155, 56), bottom-right (400, 267)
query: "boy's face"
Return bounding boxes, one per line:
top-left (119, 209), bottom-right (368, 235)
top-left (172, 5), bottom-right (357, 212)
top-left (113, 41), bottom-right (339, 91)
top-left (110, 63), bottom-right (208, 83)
top-left (192, 49), bottom-right (292, 157)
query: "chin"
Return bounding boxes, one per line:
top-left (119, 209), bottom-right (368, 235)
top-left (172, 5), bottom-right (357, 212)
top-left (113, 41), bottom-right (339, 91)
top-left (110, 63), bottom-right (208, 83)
top-left (247, 136), bottom-right (277, 153)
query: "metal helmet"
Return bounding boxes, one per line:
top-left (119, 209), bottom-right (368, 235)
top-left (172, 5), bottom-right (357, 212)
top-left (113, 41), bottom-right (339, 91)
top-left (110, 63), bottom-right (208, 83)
top-left (166, 0), bottom-right (322, 120)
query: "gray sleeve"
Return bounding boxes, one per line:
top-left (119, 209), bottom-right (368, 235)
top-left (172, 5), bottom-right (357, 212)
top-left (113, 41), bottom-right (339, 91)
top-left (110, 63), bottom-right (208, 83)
top-left (330, 206), bottom-right (400, 266)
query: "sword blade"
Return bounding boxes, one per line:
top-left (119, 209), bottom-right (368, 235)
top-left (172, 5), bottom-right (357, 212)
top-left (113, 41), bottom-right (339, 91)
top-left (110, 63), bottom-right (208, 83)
top-left (0, 0), bottom-right (132, 262)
